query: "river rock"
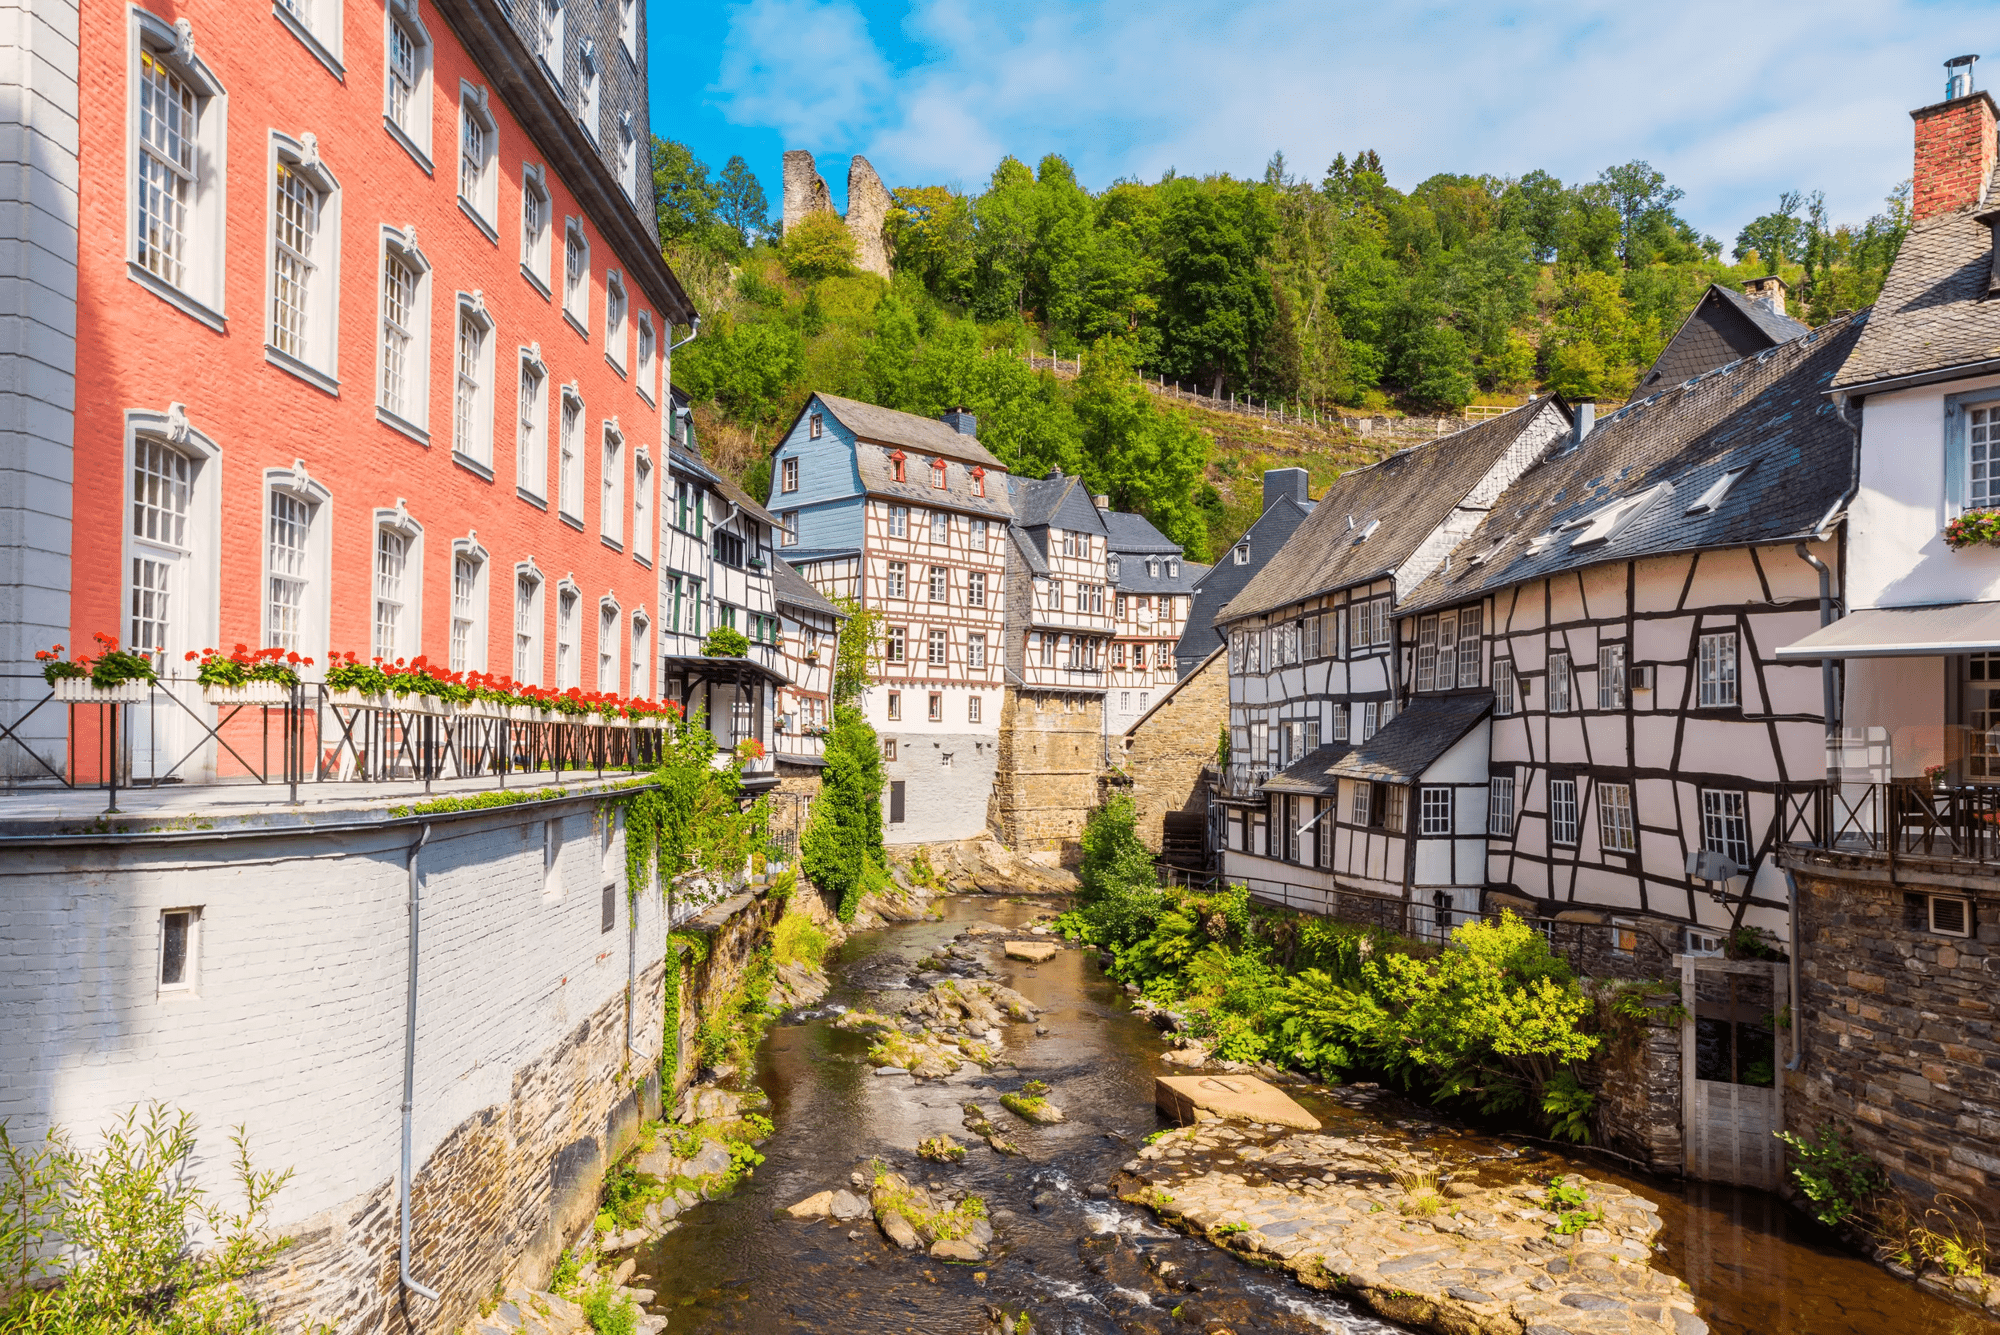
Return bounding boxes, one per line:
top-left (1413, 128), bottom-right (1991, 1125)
top-left (785, 1190), bottom-right (835, 1219)
top-left (829, 1189), bottom-right (869, 1221)
top-left (1004, 940), bottom-right (1058, 963)
top-left (683, 1138), bottom-right (733, 1180)
top-left (1156, 1073), bottom-right (1320, 1131)
top-left (682, 1086), bottom-right (744, 1122)
top-left (1161, 1045), bottom-right (1210, 1067)
top-left (878, 1210), bottom-right (922, 1250)
top-left (930, 1237), bottom-right (986, 1262)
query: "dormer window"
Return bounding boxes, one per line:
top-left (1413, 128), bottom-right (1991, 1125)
top-left (889, 449), bottom-right (906, 483)
top-left (1685, 466), bottom-right (1751, 516)
top-left (971, 466), bottom-right (986, 498)
top-left (931, 459), bottom-right (947, 489)
top-left (809, 412), bottom-right (823, 439)
top-left (1233, 542), bottom-right (1249, 565)
top-left (1567, 482), bottom-right (1672, 549)
top-left (1168, 558), bottom-right (1179, 578)
top-left (1147, 558), bottom-right (1158, 578)
top-left (1108, 556), bottom-right (1121, 579)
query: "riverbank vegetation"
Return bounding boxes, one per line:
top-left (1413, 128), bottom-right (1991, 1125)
top-left (1059, 796), bottom-right (1601, 1139)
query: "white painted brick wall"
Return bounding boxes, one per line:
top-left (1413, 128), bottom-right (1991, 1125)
top-left (0, 797), bottom-right (662, 1244)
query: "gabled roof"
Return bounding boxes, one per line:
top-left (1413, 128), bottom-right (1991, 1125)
top-left (1123, 644), bottom-right (1225, 735)
top-left (1175, 493), bottom-right (1315, 665)
top-left (1219, 398), bottom-right (1567, 624)
top-left (773, 558), bottom-right (843, 619)
top-left (1633, 285), bottom-right (1810, 398)
top-left (1328, 695), bottom-right (1492, 784)
top-left (1262, 741), bottom-right (1355, 796)
top-left (1009, 472), bottom-right (1106, 535)
top-left (1113, 556), bottom-right (1205, 596)
top-left (1010, 523), bottom-right (1048, 577)
top-left (1403, 310), bottom-right (1868, 615)
top-left (711, 469), bottom-right (785, 530)
top-left (813, 393), bottom-right (1008, 470)
top-left (1103, 510), bottom-right (1181, 554)
top-left (1833, 165), bottom-right (2000, 392)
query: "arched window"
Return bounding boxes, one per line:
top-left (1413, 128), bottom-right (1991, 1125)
top-left (556, 581), bottom-right (581, 688)
top-left (514, 561), bottom-right (544, 684)
top-left (453, 292), bottom-right (496, 468)
top-left (263, 461), bottom-right (331, 658)
top-left (457, 82), bottom-right (499, 232)
top-left (597, 596), bottom-right (620, 692)
top-left (125, 406), bottom-right (221, 669)
top-left (450, 537), bottom-right (488, 671)
top-left (267, 132), bottom-right (341, 387)
top-left (630, 610), bottom-right (651, 699)
top-left (377, 226), bottom-right (431, 434)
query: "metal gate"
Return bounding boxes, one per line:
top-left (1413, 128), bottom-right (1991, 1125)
top-left (1680, 955), bottom-right (1786, 1189)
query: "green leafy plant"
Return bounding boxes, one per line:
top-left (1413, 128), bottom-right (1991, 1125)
top-left (1776, 1121), bottom-right (1883, 1228)
top-left (36, 632), bottom-right (159, 689)
top-left (702, 626), bottom-right (751, 658)
top-left (802, 706), bottom-right (887, 921)
top-left (1945, 508), bottom-right (2000, 549)
top-left (1213, 1220), bottom-right (1249, 1237)
top-left (1540, 1069), bottom-right (1598, 1144)
top-left (580, 1276), bottom-right (639, 1335)
top-left (550, 1247), bottom-right (584, 1295)
top-left (1542, 1177), bottom-right (1603, 1235)
top-left (185, 645), bottom-right (307, 690)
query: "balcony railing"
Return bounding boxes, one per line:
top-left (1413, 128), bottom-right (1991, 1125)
top-left (1218, 762), bottom-right (1271, 800)
top-left (0, 674), bottom-right (669, 812)
top-left (1778, 780), bottom-right (2000, 868)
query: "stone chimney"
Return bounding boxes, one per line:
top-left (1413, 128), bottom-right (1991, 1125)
top-left (1912, 56), bottom-right (1998, 222)
top-left (1741, 275), bottom-right (1788, 316)
top-left (1263, 467), bottom-right (1309, 511)
top-left (1092, 494), bottom-right (1110, 510)
top-left (941, 407), bottom-right (977, 437)
top-left (1572, 399), bottom-right (1596, 450)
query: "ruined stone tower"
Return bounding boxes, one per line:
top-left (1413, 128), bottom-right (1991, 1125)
top-left (781, 149), bottom-right (893, 280)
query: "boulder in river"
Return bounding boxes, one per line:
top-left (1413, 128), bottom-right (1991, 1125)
top-left (829, 1189), bottom-right (869, 1221)
top-left (930, 1237), bottom-right (986, 1262)
top-left (878, 1210), bottom-right (922, 1250)
top-left (1004, 940), bottom-right (1058, 963)
top-left (1155, 1073), bottom-right (1320, 1131)
top-left (784, 1190), bottom-right (835, 1219)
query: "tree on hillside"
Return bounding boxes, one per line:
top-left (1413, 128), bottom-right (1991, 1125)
top-left (1155, 179), bottom-right (1276, 395)
top-left (1734, 190), bottom-right (1807, 273)
top-left (654, 137), bottom-right (721, 244)
top-left (717, 155), bottom-right (770, 248)
top-left (781, 211), bottom-right (857, 282)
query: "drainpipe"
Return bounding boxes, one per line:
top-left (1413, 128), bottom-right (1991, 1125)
top-left (668, 314), bottom-right (701, 356)
top-left (399, 824), bottom-right (439, 1303)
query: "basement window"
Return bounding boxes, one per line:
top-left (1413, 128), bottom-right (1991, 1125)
top-left (601, 882), bottom-right (615, 933)
top-left (1904, 892), bottom-right (1972, 938)
top-left (159, 907), bottom-right (200, 991)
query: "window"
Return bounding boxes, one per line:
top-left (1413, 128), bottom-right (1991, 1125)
top-left (1169, 559), bottom-right (1179, 578)
top-left (457, 84), bottom-right (497, 227)
top-left (604, 270), bottom-right (627, 370)
top-left (781, 511), bottom-right (799, 546)
top-left (1362, 700), bottom-right (1380, 740)
top-left (886, 691), bottom-right (902, 720)
top-left (965, 571), bottom-right (986, 607)
top-left (558, 390), bottom-right (583, 521)
top-left (888, 504), bottom-right (908, 538)
top-left (1038, 632), bottom-right (1054, 667)
top-left (601, 422), bottom-right (623, 545)
top-left (633, 453), bottom-right (651, 562)
top-left (597, 599), bottom-right (619, 691)
top-left (1550, 779), bottom-right (1579, 845)
top-left (1351, 781), bottom-right (1371, 826)
top-left (1381, 785), bottom-right (1406, 832)
top-left (514, 568), bottom-right (542, 683)
top-left (885, 626), bottom-right (906, 663)
top-left (1700, 789), bottom-right (1751, 867)
top-left (1488, 776), bottom-right (1515, 836)
top-left (1971, 404), bottom-right (1999, 510)
top-left (377, 230), bottom-right (430, 429)
top-left (1548, 651), bottom-right (1572, 713)
top-left (713, 530), bottom-right (743, 566)
top-left (132, 17), bottom-right (226, 320)
top-left (159, 907), bottom-right (199, 991)
top-left (274, 0), bottom-right (342, 69)
top-left (563, 219), bottom-right (590, 330)
top-left (383, 5), bottom-right (433, 160)
top-left (781, 458), bottom-right (799, 493)
top-left (963, 632), bottom-right (985, 671)
top-left (452, 296), bottom-right (495, 466)
top-left (373, 526), bottom-right (410, 661)
top-left (928, 691), bottom-right (943, 721)
top-left (1698, 632), bottom-right (1739, 707)
top-left (883, 737), bottom-right (898, 759)
top-left (267, 490), bottom-right (311, 651)
top-left (556, 584), bottom-right (580, 687)
top-left (535, 0), bottom-right (565, 83)
top-left (972, 519), bottom-right (989, 551)
top-left (630, 612), bottom-right (650, 698)
top-left (450, 552), bottom-right (481, 671)
top-left (517, 352), bottom-right (547, 498)
top-left (929, 566), bottom-right (947, 602)
top-left (1598, 643), bottom-right (1627, 710)
top-left (127, 437), bottom-right (198, 667)
top-left (617, 0), bottom-right (637, 56)
top-left (809, 412), bottom-right (823, 440)
top-left (972, 470), bottom-right (987, 499)
top-left (1597, 783), bottom-right (1636, 852)
top-left (268, 137), bottom-right (339, 380)
top-left (601, 882), bottom-right (615, 934)
top-left (1233, 542), bottom-right (1249, 565)
top-left (616, 112), bottom-right (638, 202)
top-left (1610, 920), bottom-right (1639, 955)
top-left (968, 694), bottom-right (982, 723)
top-left (1330, 704), bottom-right (1348, 743)
top-left (577, 39), bottom-right (600, 138)
top-left (1456, 607), bottom-right (1482, 686)
top-left (1416, 613), bottom-right (1438, 691)
top-left (1420, 787), bottom-right (1452, 835)
top-left (520, 164), bottom-right (552, 289)
top-left (886, 561), bottom-right (906, 599)
top-left (636, 314), bottom-right (655, 399)
top-left (1495, 659), bottom-right (1516, 715)
top-left (931, 459), bottom-right (948, 489)
top-left (928, 628), bottom-right (947, 666)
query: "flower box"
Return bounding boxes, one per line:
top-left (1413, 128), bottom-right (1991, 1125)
top-left (328, 688), bottom-right (385, 710)
top-left (390, 693), bottom-right (448, 716)
top-left (52, 677), bottom-right (152, 704)
top-left (453, 699), bottom-right (505, 719)
top-left (202, 680), bottom-right (291, 706)
top-left (508, 705), bottom-right (547, 724)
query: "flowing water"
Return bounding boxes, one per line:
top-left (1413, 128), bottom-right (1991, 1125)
top-left (635, 895), bottom-right (1992, 1334)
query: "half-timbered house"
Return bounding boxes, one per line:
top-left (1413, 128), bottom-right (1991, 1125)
top-left (769, 394), bottom-right (1012, 843)
top-left (1106, 510), bottom-right (1205, 735)
top-left (769, 557), bottom-right (846, 853)
top-left (1175, 469), bottom-right (1315, 676)
top-left (1399, 310), bottom-right (1867, 956)
top-left (1211, 400), bottom-right (1569, 933)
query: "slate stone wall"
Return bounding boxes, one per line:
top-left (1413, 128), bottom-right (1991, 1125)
top-left (1114, 648), bottom-right (1227, 854)
top-left (991, 688), bottom-right (1105, 858)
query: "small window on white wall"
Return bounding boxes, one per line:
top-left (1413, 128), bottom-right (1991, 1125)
top-left (382, 0), bottom-right (433, 164)
top-left (376, 227), bottom-right (430, 434)
top-left (563, 219), bottom-right (590, 331)
top-left (457, 83), bottom-right (498, 233)
top-left (605, 270), bottom-right (627, 370)
top-left (159, 907), bottom-right (200, 992)
top-left (267, 133), bottom-right (341, 388)
top-left (131, 12), bottom-right (229, 326)
top-left (517, 347), bottom-right (548, 500)
top-left (520, 164), bottom-right (552, 292)
top-left (452, 294), bottom-right (496, 469)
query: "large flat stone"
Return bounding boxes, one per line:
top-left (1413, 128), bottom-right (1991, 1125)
top-left (1155, 1073), bottom-right (1321, 1131)
top-left (1004, 940), bottom-right (1058, 962)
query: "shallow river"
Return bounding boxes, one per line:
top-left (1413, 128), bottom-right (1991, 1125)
top-left (636, 895), bottom-right (1990, 1334)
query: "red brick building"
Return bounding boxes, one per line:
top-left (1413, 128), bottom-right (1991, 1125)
top-left (56, 0), bottom-right (688, 734)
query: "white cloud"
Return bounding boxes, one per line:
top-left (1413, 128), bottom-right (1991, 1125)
top-left (713, 0), bottom-right (1996, 237)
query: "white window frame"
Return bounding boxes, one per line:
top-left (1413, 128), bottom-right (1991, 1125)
top-left (535, 0), bottom-right (566, 86)
top-left (600, 419), bottom-right (624, 547)
top-left (969, 632), bottom-right (986, 670)
top-left (264, 132), bottom-right (341, 391)
top-left (887, 504), bottom-right (907, 538)
top-left (577, 38), bottom-right (600, 139)
top-left (1698, 631), bottom-right (1739, 708)
top-left (1456, 605), bottom-right (1482, 687)
top-left (781, 511), bottom-right (799, 546)
top-left (616, 111), bottom-right (638, 202)
top-left (781, 458), bottom-right (800, 494)
top-left (272, 0), bottom-right (343, 77)
top-left (157, 906), bottom-right (201, 993)
top-left (617, 0), bottom-right (637, 58)
top-left (928, 627), bottom-right (948, 667)
top-left (1548, 650), bottom-right (1572, 714)
top-left (1495, 658), bottom-right (1516, 715)
top-left (630, 609), bottom-right (651, 699)
top-left (514, 560), bottom-right (544, 685)
top-left (1945, 390), bottom-right (2000, 517)
top-left (449, 538), bottom-right (488, 672)
top-left (1550, 778), bottom-right (1579, 846)
top-left (516, 344), bottom-right (548, 501)
top-left (633, 449), bottom-right (653, 564)
top-left (556, 580), bottom-right (581, 688)
top-left (1488, 775), bottom-right (1515, 836)
top-left (1420, 786), bottom-right (1452, 836)
top-left (1700, 789), bottom-right (1752, 867)
top-left (375, 225), bottom-right (432, 438)
top-left (261, 462), bottom-right (331, 660)
top-left (371, 504), bottom-right (424, 663)
top-left (562, 217), bottom-right (591, 332)
top-left (597, 596), bottom-right (620, 692)
top-left (604, 269), bottom-right (628, 372)
top-left (122, 407), bottom-right (222, 673)
top-left (520, 162), bottom-right (553, 293)
top-left (635, 312), bottom-right (655, 403)
top-left (557, 386), bottom-right (584, 523)
top-left (968, 571), bottom-right (986, 607)
top-left (451, 292), bottom-right (496, 471)
top-left (1598, 642), bottom-right (1628, 711)
top-left (382, 0), bottom-right (433, 167)
top-left (1597, 782), bottom-right (1637, 852)
top-left (456, 82), bottom-right (499, 236)
top-left (129, 11), bottom-right (230, 329)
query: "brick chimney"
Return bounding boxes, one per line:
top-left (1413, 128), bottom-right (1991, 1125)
top-left (1912, 56), bottom-right (1997, 222)
top-left (1741, 275), bottom-right (1787, 316)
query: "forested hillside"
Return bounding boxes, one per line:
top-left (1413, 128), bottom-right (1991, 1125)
top-left (652, 140), bottom-right (1908, 561)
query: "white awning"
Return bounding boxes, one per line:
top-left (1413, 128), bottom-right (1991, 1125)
top-left (1774, 602), bottom-right (2000, 659)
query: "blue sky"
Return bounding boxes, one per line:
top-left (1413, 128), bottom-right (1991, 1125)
top-left (650, 0), bottom-right (1998, 243)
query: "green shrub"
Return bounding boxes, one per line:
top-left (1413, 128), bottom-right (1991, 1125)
top-left (581, 1276), bottom-right (640, 1335)
top-left (771, 909), bottom-right (831, 973)
top-left (1078, 795), bottom-right (1158, 906)
top-left (803, 706), bottom-right (887, 922)
top-left (1777, 1121), bottom-right (1883, 1228)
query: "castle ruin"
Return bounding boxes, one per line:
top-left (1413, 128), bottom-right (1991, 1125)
top-left (782, 149), bottom-right (893, 280)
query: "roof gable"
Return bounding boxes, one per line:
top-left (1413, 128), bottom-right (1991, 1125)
top-left (812, 393), bottom-right (1008, 470)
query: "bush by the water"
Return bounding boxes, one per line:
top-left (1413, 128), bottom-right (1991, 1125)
top-left (1058, 800), bottom-right (1601, 1136)
top-left (803, 705), bottom-right (890, 921)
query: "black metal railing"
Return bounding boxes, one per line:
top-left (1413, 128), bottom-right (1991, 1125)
top-left (1778, 780), bottom-right (2000, 867)
top-left (0, 674), bottom-right (669, 812)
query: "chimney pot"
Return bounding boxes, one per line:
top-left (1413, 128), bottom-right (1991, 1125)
top-left (1092, 493), bottom-right (1110, 509)
top-left (941, 406), bottom-right (978, 437)
top-left (1911, 58), bottom-right (1998, 222)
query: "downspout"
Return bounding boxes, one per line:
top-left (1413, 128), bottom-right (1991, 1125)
top-left (399, 824), bottom-right (439, 1303)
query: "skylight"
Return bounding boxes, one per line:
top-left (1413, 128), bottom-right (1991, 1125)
top-left (1352, 518), bottom-right (1381, 543)
top-left (1565, 482), bottom-right (1674, 549)
top-left (1685, 466), bottom-right (1751, 515)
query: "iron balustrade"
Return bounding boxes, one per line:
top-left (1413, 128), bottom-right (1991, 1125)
top-left (1219, 763), bottom-right (1272, 800)
top-left (1777, 780), bottom-right (2000, 868)
top-left (0, 673), bottom-right (669, 812)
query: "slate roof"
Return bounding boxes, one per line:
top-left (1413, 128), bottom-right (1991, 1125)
top-left (1719, 284), bottom-right (1812, 344)
top-left (1403, 310), bottom-right (1869, 615)
top-left (1174, 494), bottom-right (1314, 669)
top-left (773, 558), bottom-right (843, 619)
top-left (1634, 285), bottom-right (1809, 397)
top-left (1113, 556), bottom-right (1206, 597)
top-left (1327, 694), bottom-right (1492, 784)
top-left (1009, 472), bottom-right (1107, 536)
top-left (1832, 165), bottom-right (2000, 391)
top-left (1104, 510), bottom-right (1182, 554)
top-left (1219, 398), bottom-right (1567, 624)
top-left (1010, 524), bottom-right (1048, 577)
top-left (815, 393), bottom-right (1008, 470)
top-left (853, 445), bottom-right (1016, 521)
top-left (1262, 741), bottom-right (1356, 796)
